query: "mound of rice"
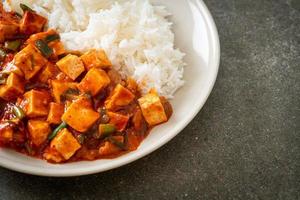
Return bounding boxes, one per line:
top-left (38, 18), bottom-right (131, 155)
top-left (4, 0), bottom-right (185, 98)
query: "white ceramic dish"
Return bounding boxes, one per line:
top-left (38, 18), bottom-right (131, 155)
top-left (0, 0), bottom-right (220, 176)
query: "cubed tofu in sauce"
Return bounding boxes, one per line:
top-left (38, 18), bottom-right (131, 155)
top-left (138, 90), bottom-right (168, 126)
top-left (47, 102), bottom-right (64, 125)
top-left (49, 128), bottom-right (81, 160)
top-left (78, 68), bottom-right (110, 96)
top-left (0, 73), bottom-right (24, 101)
top-left (21, 90), bottom-right (51, 118)
top-left (51, 80), bottom-right (78, 103)
top-left (0, 6), bottom-right (173, 163)
top-left (0, 21), bottom-right (19, 43)
top-left (28, 120), bottom-right (50, 146)
top-left (105, 84), bottom-right (135, 111)
top-left (20, 11), bottom-right (47, 35)
top-left (80, 49), bottom-right (112, 70)
top-left (62, 97), bottom-right (100, 132)
top-left (107, 112), bottom-right (129, 131)
top-left (0, 125), bottom-right (13, 142)
top-left (56, 54), bottom-right (85, 80)
top-left (14, 44), bottom-right (48, 80)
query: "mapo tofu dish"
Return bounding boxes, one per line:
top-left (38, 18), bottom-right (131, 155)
top-left (0, 4), bottom-right (172, 163)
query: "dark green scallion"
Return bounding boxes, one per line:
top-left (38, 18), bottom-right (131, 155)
top-left (45, 34), bottom-right (60, 43)
top-left (48, 121), bottom-right (67, 140)
top-left (107, 137), bottom-right (127, 150)
top-left (20, 3), bottom-right (34, 13)
top-left (35, 39), bottom-right (53, 58)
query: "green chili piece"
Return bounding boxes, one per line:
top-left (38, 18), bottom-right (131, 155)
top-left (48, 121), bottom-right (67, 140)
top-left (45, 34), bottom-right (60, 43)
top-left (108, 137), bottom-right (127, 150)
top-left (35, 39), bottom-right (53, 58)
top-left (5, 40), bottom-right (21, 51)
top-left (12, 105), bottom-right (25, 119)
top-left (99, 124), bottom-right (116, 139)
top-left (20, 3), bottom-right (34, 13)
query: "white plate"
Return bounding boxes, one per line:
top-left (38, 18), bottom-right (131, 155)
top-left (0, 0), bottom-right (220, 176)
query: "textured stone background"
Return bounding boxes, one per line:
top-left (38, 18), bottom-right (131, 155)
top-left (0, 0), bottom-right (299, 199)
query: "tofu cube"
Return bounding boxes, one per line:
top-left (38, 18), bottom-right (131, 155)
top-left (22, 90), bottom-right (51, 118)
top-left (78, 68), bottom-right (110, 96)
top-left (107, 112), bottom-right (129, 131)
top-left (50, 128), bottom-right (81, 160)
top-left (62, 98), bottom-right (100, 132)
top-left (105, 84), bottom-right (135, 110)
top-left (28, 120), bottom-right (50, 146)
top-left (14, 44), bottom-right (48, 80)
top-left (38, 62), bottom-right (58, 83)
top-left (99, 136), bottom-right (124, 156)
top-left (27, 29), bottom-right (65, 57)
top-left (51, 80), bottom-right (78, 103)
top-left (0, 73), bottom-right (24, 101)
top-left (0, 125), bottom-right (13, 142)
top-left (80, 49), bottom-right (112, 70)
top-left (56, 54), bottom-right (85, 80)
top-left (0, 21), bottom-right (19, 42)
top-left (47, 102), bottom-right (64, 124)
top-left (138, 90), bottom-right (167, 126)
top-left (20, 11), bottom-right (47, 35)
top-left (26, 29), bottom-right (56, 43)
top-left (50, 41), bottom-right (65, 56)
top-left (2, 62), bottom-right (24, 77)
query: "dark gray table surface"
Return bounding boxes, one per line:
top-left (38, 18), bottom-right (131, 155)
top-left (0, 0), bottom-right (299, 199)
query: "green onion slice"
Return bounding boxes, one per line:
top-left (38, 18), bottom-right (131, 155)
top-left (20, 3), bottom-right (35, 13)
top-left (35, 39), bottom-right (53, 58)
top-left (48, 121), bottom-right (67, 140)
top-left (107, 137), bottom-right (127, 150)
top-left (45, 34), bottom-right (60, 43)
top-left (99, 124), bottom-right (116, 139)
top-left (12, 105), bottom-right (25, 120)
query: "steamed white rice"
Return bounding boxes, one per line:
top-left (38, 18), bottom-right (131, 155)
top-left (4, 0), bottom-right (185, 98)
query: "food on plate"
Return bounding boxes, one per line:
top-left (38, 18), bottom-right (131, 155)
top-left (4, 0), bottom-right (185, 98)
top-left (0, 3), bottom-right (174, 163)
